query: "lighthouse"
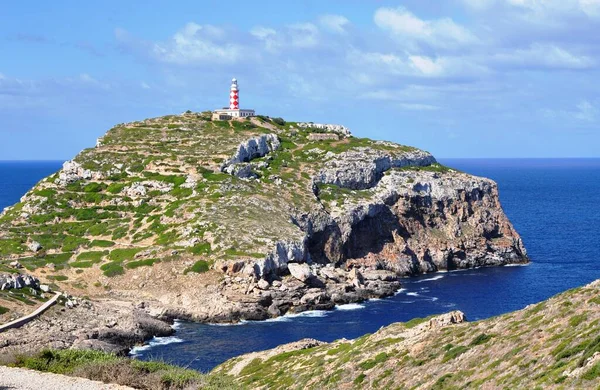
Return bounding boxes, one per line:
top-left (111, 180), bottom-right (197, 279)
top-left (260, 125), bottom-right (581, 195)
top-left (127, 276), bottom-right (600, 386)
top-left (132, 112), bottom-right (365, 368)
top-left (213, 78), bottom-right (255, 120)
top-left (229, 78), bottom-right (239, 110)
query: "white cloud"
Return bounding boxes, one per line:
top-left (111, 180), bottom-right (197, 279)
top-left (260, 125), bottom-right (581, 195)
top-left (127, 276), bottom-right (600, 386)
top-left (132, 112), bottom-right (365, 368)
top-left (409, 55), bottom-right (447, 76)
top-left (541, 100), bottom-right (598, 122)
top-left (319, 14), bottom-right (350, 33)
top-left (398, 103), bottom-right (440, 111)
top-left (251, 26), bottom-right (280, 52)
top-left (141, 82), bottom-right (151, 89)
top-left (374, 7), bottom-right (478, 48)
top-left (151, 22), bottom-right (243, 65)
top-left (463, 0), bottom-right (600, 17)
top-left (492, 44), bottom-right (595, 70)
top-left (574, 100), bottom-right (598, 121)
top-left (288, 23), bottom-right (319, 48)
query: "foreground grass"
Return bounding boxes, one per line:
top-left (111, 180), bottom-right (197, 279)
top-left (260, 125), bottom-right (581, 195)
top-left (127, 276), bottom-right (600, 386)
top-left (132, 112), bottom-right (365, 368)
top-left (11, 349), bottom-right (240, 390)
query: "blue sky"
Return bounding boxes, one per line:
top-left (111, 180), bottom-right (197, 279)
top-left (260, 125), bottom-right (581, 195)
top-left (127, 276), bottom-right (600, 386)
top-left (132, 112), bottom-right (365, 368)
top-left (1, 0), bottom-right (599, 159)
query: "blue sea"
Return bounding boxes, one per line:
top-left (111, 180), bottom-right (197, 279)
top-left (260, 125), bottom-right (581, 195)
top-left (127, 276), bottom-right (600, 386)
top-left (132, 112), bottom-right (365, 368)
top-left (1, 159), bottom-right (599, 372)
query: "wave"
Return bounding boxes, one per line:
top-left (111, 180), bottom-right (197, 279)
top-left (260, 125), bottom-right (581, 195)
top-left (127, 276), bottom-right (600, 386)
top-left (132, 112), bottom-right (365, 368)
top-left (504, 263), bottom-right (530, 267)
top-left (130, 336), bottom-right (184, 356)
top-left (393, 288), bottom-right (407, 296)
top-left (207, 320), bottom-right (249, 327)
top-left (406, 292), bottom-right (420, 297)
top-left (171, 320), bottom-right (182, 330)
top-left (335, 303), bottom-right (365, 311)
top-left (415, 275), bottom-right (445, 283)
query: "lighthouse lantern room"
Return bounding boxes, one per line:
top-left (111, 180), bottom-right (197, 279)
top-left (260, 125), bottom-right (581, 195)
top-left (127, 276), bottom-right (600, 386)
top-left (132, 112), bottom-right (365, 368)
top-left (212, 78), bottom-right (255, 120)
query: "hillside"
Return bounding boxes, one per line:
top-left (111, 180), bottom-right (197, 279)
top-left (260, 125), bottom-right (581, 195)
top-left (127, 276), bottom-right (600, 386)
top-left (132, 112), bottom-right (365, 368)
top-left (0, 112), bottom-right (526, 335)
top-left (215, 279), bottom-right (600, 389)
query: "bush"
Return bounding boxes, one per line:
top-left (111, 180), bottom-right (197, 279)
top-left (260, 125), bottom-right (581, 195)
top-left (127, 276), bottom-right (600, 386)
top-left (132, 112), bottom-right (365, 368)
top-left (11, 349), bottom-right (237, 389)
top-left (125, 258), bottom-right (158, 269)
top-left (184, 260), bottom-right (210, 274)
top-left (106, 183), bottom-right (126, 194)
top-left (272, 117), bottom-right (286, 126)
top-left (109, 248), bottom-right (141, 261)
top-left (90, 240), bottom-right (114, 248)
top-left (100, 262), bottom-right (124, 277)
top-left (189, 242), bottom-right (211, 255)
top-left (83, 182), bottom-right (106, 193)
top-left (0, 306), bottom-right (9, 315)
top-left (470, 333), bottom-right (492, 346)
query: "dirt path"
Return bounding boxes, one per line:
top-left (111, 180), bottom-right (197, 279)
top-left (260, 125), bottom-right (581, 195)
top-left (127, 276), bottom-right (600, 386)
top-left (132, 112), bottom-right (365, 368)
top-left (0, 366), bottom-right (134, 390)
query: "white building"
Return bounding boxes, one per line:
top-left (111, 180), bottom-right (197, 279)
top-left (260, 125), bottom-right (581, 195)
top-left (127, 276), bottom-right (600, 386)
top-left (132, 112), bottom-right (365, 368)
top-left (212, 78), bottom-right (255, 120)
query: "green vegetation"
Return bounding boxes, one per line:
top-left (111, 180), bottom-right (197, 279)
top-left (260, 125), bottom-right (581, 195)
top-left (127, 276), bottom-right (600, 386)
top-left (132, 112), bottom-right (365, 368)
top-left (442, 345), bottom-right (469, 362)
top-left (100, 262), bottom-right (124, 277)
top-left (470, 333), bottom-right (493, 346)
top-left (90, 240), bottom-right (114, 247)
top-left (125, 258), bottom-right (158, 269)
top-left (0, 305), bottom-right (9, 315)
top-left (108, 248), bottom-right (142, 262)
top-left (184, 260), bottom-right (210, 274)
top-left (12, 349), bottom-right (239, 390)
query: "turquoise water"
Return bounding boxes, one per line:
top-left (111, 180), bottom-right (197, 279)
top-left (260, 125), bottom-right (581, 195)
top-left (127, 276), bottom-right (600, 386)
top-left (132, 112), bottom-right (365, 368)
top-left (2, 159), bottom-right (599, 372)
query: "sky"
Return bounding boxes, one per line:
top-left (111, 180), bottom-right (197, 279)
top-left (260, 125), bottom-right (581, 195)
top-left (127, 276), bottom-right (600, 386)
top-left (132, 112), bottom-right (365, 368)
top-left (1, 0), bottom-right (599, 160)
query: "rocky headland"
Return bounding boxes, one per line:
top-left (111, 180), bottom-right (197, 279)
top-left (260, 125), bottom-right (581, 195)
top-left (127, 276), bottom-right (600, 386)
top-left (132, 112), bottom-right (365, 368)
top-left (0, 112), bottom-right (527, 355)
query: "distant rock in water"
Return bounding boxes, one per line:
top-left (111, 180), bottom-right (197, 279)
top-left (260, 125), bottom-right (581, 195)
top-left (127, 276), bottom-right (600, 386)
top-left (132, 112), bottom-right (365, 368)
top-left (0, 112), bottom-right (527, 330)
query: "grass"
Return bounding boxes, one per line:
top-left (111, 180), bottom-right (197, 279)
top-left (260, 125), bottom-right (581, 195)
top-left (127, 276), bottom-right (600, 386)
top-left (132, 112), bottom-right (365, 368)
top-left (0, 305), bottom-right (9, 315)
top-left (11, 349), bottom-right (239, 390)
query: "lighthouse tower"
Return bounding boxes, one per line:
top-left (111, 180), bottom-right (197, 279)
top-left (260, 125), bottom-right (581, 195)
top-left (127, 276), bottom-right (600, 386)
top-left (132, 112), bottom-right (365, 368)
top-left (212, 77), bottom-right (255, 119)
top-left (229, 78), bottom-right (239, 110)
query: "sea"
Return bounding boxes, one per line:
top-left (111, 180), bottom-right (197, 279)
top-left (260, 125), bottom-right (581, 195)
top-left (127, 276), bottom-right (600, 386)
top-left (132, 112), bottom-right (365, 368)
top-left (1, 158), bottom-right (599, 372)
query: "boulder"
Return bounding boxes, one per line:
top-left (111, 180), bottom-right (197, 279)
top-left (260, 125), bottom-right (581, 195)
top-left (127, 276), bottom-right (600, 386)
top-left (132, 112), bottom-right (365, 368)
top-left (288, 263), bottom-right (312, 283)
top-left (9, 261), bottom-right (22, 269)
top-left (257, 279), bottom-right (270, 290)
top-left (28, 241), bottom-right (42, 252)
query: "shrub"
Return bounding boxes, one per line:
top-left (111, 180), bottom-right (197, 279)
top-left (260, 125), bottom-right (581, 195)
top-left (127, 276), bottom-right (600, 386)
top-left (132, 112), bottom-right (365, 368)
top-left (100, 262), bottom-right (124, 277)
top-left (106, 183), bottom-right (126, 194)
top-left (0, 306), bottom-right (9, 315)
top-left (109, 248), bottom-right (141, 261)
top-left (83, 182), bottom-right (106, 193)
top-left (184, 260), bottom-right (210, 274)
top-left (272, 117), bottom-right (286, 126)
top-left (125, 258), bottom-right (158, 269)
top-left (442, 345), bottom-right (469, 362)
top-left (470, 333), bottom-right (493, 346)
top-left (90, 240), bottom-right (114, 248)
top-left (11, 349), bottom-right (237, 389)
top-left (189, 242), bottom-right (211, 255)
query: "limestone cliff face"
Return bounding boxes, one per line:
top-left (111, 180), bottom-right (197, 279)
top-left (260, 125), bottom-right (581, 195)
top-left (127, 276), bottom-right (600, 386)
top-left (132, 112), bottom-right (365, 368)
top-left (306, 169), bottom-right (527, 275)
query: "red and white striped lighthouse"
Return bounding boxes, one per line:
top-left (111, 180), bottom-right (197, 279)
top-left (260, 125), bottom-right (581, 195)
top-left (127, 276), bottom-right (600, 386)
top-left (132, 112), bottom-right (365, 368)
top-left (229, 78), bottom-right (239, 110)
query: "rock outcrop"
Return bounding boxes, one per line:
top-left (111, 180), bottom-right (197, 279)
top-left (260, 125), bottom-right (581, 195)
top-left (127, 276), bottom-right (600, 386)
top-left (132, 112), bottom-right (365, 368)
top-left (314, 147), bottom-right (436, 190)
top-left (221, 133), bottom-right (280, 177)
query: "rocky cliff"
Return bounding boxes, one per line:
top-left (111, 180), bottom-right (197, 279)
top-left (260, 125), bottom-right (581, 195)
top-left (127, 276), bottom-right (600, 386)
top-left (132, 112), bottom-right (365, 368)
top-left (0, 112), bottom-right (527, 330)
top-left (215, 279), bottom-right (600, 389)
